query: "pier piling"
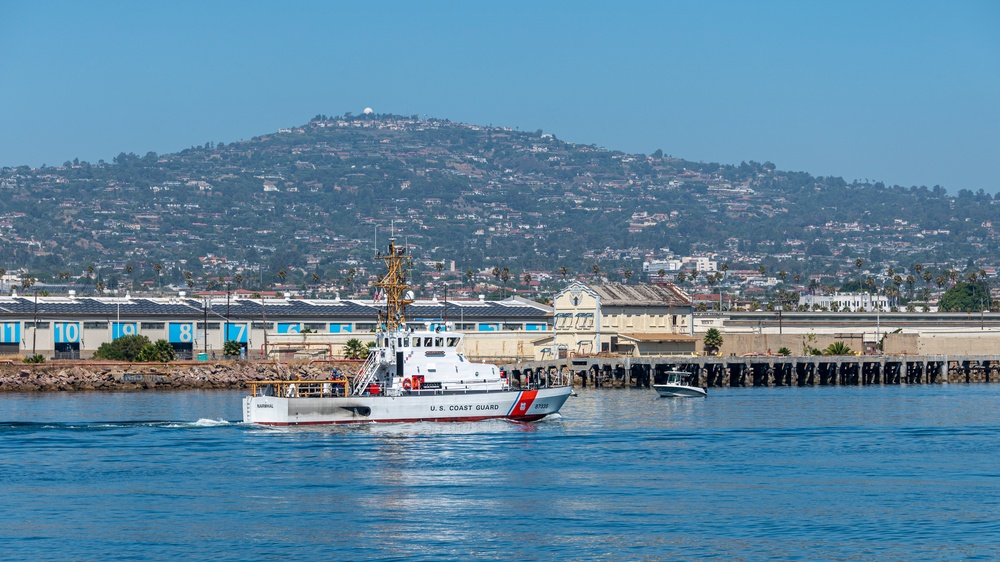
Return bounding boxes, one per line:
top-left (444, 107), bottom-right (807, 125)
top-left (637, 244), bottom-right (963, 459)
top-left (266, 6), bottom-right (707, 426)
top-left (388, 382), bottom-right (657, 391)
top-left (506, 355), bottom-right (1000, 389)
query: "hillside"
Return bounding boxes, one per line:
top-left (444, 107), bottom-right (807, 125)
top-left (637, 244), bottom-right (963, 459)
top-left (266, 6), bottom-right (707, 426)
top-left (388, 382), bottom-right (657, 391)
top-left (1, 112), bottom-right (997, 298)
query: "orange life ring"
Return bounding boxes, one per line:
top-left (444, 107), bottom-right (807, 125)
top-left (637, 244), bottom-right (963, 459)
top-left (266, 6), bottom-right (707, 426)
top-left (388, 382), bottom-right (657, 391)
top-left (402, 378), bottom-right (412, 390)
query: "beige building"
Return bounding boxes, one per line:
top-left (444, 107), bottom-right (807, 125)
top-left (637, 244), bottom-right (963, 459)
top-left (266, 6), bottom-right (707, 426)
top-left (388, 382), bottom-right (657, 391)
top-left (536, 282), bottom-right (696, 358)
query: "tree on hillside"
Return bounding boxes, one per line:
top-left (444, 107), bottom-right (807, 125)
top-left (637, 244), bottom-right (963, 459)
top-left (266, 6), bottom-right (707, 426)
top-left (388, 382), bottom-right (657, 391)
top-left (938, 281), bottom-right (990, 312)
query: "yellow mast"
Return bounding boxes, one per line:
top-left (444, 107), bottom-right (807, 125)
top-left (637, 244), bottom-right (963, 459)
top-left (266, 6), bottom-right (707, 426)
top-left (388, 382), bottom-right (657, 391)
top-left (374, 239), bottom-right (413, 331)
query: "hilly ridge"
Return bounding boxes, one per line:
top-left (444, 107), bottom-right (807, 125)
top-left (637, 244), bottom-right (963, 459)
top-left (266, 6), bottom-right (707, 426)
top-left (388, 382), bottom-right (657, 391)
top-left (1, 112), bottom-right (997, 296)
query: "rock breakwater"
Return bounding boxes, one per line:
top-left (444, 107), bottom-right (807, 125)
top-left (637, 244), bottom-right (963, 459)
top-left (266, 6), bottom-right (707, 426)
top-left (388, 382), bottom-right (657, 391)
top-left (0, 361), bottom-right (360, 393)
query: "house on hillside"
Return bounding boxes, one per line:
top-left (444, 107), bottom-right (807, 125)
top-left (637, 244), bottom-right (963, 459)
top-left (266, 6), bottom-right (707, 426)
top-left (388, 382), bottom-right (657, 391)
top-left (534, 281), bottom-right (695, 358)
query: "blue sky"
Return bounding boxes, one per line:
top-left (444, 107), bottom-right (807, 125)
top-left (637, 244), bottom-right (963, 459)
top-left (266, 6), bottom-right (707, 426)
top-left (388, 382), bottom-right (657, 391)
top-left (1, 1), bottom-right (998, 192)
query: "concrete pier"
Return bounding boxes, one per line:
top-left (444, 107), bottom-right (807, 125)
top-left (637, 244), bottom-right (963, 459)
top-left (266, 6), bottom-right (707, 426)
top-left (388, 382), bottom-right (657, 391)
top-left (505, 355), bottom-right (1000, 388)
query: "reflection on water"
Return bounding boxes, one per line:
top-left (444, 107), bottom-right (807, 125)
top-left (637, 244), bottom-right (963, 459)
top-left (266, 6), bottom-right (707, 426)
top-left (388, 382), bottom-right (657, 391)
top-left (1, 385), bottom-right (999, 560)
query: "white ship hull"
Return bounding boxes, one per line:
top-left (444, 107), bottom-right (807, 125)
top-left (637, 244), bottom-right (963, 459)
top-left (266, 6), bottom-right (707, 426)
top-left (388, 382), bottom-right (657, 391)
top-left (244, 386), bottom-right (573, 425)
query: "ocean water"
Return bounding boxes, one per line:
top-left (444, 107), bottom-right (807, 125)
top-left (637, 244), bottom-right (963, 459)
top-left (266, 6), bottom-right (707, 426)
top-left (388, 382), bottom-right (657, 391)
top-left (1, 385), bottom-right (999, 561)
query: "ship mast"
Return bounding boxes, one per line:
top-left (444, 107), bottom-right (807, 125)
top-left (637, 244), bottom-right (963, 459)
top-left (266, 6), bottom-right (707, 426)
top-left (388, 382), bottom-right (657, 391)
top-left (374, 238), bottom-right (413, 331)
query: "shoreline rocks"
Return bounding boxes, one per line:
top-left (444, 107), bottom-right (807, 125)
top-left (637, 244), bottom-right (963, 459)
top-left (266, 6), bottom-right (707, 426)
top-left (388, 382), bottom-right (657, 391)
top-left (0, 361), bottom-right (360, 393)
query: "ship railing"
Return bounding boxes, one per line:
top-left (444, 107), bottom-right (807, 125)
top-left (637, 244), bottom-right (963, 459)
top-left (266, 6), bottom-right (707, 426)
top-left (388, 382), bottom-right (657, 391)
top-left (350, 350), bottom-right (381, 396)
top-left (248, 377), bottom-right (349, 399)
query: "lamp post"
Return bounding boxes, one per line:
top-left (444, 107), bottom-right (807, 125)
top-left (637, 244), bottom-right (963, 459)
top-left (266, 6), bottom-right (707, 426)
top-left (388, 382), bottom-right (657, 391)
top-left (32, 288), bottom-right (38, 357)
top-left (203, 297), bottom-right (208, 357)
top-left (260, 296), bottom-right (268, 360)
top-left (875, 290), bottom-right (881, 354)
top-left (225, 282), bottom-right (232, 347)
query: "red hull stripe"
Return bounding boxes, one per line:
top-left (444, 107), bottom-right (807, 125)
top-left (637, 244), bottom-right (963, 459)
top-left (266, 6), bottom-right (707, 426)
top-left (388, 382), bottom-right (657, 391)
top-left (507, 390), bottom-right (539, 417)
top-left (255, 414), bottom-right (549, 426)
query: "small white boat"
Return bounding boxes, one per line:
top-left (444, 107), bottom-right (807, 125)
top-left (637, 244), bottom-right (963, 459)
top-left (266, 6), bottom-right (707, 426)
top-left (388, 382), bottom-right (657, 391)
top-left (653, 371), bottom-right (707, 398)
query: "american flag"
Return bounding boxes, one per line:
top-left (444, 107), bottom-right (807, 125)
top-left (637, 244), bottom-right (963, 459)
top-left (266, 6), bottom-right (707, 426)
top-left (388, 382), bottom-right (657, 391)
top-left (372, 288), bottom-right (385, 302)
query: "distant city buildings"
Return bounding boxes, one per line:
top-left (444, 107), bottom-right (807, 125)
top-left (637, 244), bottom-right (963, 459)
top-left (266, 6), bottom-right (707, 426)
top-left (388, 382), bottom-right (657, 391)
top-left (799, 292), bottom-right (890, 312)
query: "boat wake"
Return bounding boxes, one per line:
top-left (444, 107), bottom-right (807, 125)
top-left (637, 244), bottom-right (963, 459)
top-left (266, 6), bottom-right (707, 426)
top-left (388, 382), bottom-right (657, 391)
top-left (0, 419), bottom-right (242, 432)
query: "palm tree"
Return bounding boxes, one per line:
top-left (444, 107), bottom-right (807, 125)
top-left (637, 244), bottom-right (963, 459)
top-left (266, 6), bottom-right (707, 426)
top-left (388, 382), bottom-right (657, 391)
top-left (153, 262), bottom-right (163, 294)
top-left (124, 264), bottom-right (133, 292)
top-left (500, 267), bottom-right (510, 297)
top-left (657, 268), bottom-right (666, 282)
top-left (591, 264), bottom-right (600, 277)
top-left (559, 266), bottom-right (568, 279)
top-left (824, 341), bottom-right (853, 356)
top-left (465, 269), bottom-right (474, 288)
top-left (277, 269), bottom-right (288, 284)
top-left (435, 262), bottom-right (443, 274)
top-left (809, 279), bottom-right (820, 295)
top-left (855, 258), bottom-right (864, 287)
top-left (758, 265), bottom-right (766, 276)
top-left (703, 328), bottom-right (723, 355)
top-left (234, 273), bottom-right (244, 289)
top-left (522, 273), bottom-right (532, 289)
top-left (623, 269), bottom-right (633, 284)
top-left (343, 338), bottom-right (369, 360)
top-left (706, 273), bottom-right (719, 306)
